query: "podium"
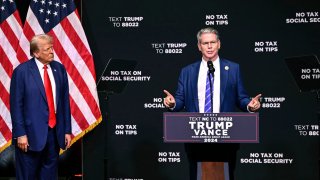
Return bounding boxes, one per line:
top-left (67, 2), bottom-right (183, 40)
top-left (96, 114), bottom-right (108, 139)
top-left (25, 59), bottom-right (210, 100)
top-left (163, 112), bottom-right (259, 143)
top-left (163, 112), bottom-right (259, 180)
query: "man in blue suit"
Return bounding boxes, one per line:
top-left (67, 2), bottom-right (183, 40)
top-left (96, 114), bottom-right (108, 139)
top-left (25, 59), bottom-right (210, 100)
top-left (10, 34), bottom-right (71, 180)
top-left (164, 27), bottom-right (261, 180)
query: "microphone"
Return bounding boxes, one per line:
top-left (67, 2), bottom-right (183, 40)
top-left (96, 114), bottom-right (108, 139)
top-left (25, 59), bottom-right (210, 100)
top-left (207, 61), bottom-right (215, 74)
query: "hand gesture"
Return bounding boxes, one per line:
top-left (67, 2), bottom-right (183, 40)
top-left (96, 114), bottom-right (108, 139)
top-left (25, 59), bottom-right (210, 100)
top-left (248, 94), bottom-right (262, 112)
top-left (163, 90), bottom-right (176, 108)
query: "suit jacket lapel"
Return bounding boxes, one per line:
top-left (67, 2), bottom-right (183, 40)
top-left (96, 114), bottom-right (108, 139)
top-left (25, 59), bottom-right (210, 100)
top-left (29, 59), bottom-right (47, 101)
top-left (191, 61), bottom-right (201, 112)
top-left (220, 59), bottom-right (229, 105)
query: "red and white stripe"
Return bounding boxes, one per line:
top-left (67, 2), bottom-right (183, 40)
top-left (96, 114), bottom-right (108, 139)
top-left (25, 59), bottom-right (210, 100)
top-left (0, 10), bottom-right (26, 152)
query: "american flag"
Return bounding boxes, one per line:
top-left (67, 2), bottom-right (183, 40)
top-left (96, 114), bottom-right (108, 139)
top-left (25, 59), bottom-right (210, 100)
top-left (0, 0), bottom-right (26, 152)
top-left (0, 0), bottom-right (102, 152)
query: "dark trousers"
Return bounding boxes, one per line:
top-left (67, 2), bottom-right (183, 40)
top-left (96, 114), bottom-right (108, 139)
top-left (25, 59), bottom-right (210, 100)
top-left (15, 127), bottom-right (60, 180)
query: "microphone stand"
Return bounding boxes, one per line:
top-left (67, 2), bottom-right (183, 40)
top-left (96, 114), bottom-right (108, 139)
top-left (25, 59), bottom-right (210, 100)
top-left (207, 61), bottom-right (215, 113)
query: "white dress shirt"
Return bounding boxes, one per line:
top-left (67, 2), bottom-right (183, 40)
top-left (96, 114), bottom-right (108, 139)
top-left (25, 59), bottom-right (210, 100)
top-left (35, 59), bottom-right (57, 111)
top-left (197, 57), bottom-right (221, 113)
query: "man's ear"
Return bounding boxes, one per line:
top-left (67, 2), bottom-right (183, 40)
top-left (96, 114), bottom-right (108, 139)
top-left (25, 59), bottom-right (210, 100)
top-left (33, 52), bottom-right (39, 58)
top-left (197, 43), bottom-right (201, 51)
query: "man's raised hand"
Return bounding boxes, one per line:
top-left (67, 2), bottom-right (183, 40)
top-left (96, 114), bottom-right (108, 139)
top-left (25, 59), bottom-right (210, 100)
top-left (163, 90), bottom-right (176, 108)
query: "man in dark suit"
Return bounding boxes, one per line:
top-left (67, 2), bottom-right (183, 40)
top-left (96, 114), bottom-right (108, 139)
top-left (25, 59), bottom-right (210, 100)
top-left (164, 27), bottom-right (261, 180)
top-left (10, 34), bottom-right (71, 180)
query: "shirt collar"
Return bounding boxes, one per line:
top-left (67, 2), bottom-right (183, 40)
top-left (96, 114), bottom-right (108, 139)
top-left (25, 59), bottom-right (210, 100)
top-left (34, 58), bottom-right (51, 70)
top-left (201, 56), bottom-right (220, 69)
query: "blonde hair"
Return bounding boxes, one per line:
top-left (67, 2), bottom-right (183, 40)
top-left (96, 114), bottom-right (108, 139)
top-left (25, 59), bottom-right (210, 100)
top-left (30, 34), bottom-right (53, 57)
top-left (197, 27), bottom-right (220, 43)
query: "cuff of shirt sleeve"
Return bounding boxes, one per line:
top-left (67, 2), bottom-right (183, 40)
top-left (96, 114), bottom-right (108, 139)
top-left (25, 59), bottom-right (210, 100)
top-left (169, 103), bottom-right (176, 111)
top-left (247, 105), bottom-right (254, 113)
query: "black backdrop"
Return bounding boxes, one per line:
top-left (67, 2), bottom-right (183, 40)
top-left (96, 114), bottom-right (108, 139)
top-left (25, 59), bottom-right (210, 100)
top-left (0, 0), bottom-right (319, 180)
top-left (82, 0), bottom-right (319, 179)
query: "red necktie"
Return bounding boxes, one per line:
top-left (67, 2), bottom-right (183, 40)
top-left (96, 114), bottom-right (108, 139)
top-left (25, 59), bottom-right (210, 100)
top-left (43, 65), bottom-right (56, 128)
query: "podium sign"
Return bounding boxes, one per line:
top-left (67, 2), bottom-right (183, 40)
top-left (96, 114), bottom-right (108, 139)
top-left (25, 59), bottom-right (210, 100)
top-left (163, 112), bottom-right (259, 143)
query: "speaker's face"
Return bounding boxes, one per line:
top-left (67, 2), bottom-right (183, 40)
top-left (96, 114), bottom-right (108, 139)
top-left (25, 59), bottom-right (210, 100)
top-left (198, 33), bottom-right (221, 61)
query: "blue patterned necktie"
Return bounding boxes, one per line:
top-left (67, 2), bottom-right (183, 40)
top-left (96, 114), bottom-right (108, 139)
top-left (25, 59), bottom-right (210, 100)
top-left (204, 71), bottom-right (214, 113)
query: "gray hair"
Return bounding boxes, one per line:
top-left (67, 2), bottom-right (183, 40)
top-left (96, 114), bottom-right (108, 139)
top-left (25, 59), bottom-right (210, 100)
top-left (30, 34), bottom-right (53, 56)
top-left (196, 27), bottom-right (220, 43)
